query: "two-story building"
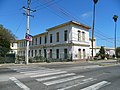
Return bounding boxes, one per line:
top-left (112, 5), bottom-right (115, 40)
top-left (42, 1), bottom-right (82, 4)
top-left (17, 21), bottom-right (91, 61)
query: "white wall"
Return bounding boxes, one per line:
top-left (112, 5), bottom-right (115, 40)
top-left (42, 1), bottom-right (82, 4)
top-left (10, 43), bottom-right (18, 54)
top-left (72, 46), bottom-right (89, 60)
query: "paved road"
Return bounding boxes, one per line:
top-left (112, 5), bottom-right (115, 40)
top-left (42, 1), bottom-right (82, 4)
top-left (0, 62), bottom-right (120, 90)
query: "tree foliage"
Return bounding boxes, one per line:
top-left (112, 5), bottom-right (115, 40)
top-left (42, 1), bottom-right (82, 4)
top-left (116, 47), bottom-right (120, 58)
top-left (0, 24), bottom-right (16, 56)
top-left (99, 46), bottom-right (105, 59)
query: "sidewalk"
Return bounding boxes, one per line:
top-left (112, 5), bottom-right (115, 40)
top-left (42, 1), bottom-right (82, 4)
top-left (0, 59), bottom-right (119, 67)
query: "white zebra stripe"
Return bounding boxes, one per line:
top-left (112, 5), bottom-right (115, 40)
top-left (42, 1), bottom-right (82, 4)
top-left (31, 71), bottom-right (67, 78)
top-left (80, 81), bottom-right (111, 90)
top-left (9, 77), bottom-right (30, 90)
top-left (44, 75), bottom-right (85, 86)
top-left (57, 78), bottom-right (96, 90)
top-left (36, 73), bottom-right (76, 82)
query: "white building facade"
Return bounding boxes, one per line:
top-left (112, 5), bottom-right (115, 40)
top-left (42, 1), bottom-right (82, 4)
top-left (17, 21), bottom-right (91, 61)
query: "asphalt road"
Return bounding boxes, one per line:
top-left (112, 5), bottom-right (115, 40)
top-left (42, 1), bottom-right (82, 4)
top-left (0, 61), bottom-right (120, 90)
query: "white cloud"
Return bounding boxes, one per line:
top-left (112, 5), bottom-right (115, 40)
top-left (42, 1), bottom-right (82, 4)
top-left (81, 11), bottom-right (92, 18)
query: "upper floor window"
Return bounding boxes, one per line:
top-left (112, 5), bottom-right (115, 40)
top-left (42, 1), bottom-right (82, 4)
top-left (78, 31), bottom-right (81, 41)
top-left (56, 32), bottom-right (59, 42)
top-left (35, 38), bottom-right (37, 45)
top-left (40, 37), bottom-right (41, 44)
top-left (82, 32), bottom-right (85, 42)
top-left (64, 30), bottom-right (68, 41)
top-left (45, 35), bottom-right (47, 44)
top-left (32, 38), bottom-right (34, 45)
top-left (50, 34), bottom-right (52, 43)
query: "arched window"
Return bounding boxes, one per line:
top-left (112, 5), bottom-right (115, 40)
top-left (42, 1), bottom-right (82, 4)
top-left (78, 49), bottom-right (81, 59)
top-left (82, 32), bottom-right (85, 42)
top-left (83, 49), bottom-right (86, 59)
top-left (78, 31), bottom-right (81, 41)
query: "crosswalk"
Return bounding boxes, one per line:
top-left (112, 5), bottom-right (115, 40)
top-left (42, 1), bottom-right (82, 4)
top-left (8, 66), bottom-right (111, 90)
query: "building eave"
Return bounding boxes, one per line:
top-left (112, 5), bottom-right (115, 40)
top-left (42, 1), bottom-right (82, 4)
top-left (46, 21), bottom-right (91, 31)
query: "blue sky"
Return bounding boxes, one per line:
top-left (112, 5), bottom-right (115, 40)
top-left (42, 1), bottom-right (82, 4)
top-left (0, 0), bottom-right (120, 47)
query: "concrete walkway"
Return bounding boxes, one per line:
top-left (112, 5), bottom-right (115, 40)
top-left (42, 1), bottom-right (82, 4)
top-left (0, 59), bottom-right (119, 67)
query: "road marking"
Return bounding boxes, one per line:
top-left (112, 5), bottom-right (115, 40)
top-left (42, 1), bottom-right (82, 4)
top-left (57, 78), bottom-right (96, 90)
top-left (36, 73), bottom-right (76, 82)
top-left (31, 71), bottom-right (67, 78)
top-left (9, 77), bottom-right (30, 90)
top-left (25, 70), bottom-right (61, 75)
top-left (44, 75), bottom-right (85, 86)
top-left (80, 81), bottom-right (111, 90)
top-left (20, 69), bottom-right (55, 74)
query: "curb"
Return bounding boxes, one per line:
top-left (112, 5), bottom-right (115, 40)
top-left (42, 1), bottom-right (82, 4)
top-left (99, 63), bottom-right (120, 67)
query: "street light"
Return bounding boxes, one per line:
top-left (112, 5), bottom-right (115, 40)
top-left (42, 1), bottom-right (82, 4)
top-left (91, 0), bottom-right (98, 59)
top-left (113, 15), bottom-right (118, 59)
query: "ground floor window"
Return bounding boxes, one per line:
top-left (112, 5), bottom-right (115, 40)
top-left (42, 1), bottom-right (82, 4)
top-left (35, 50), bottom-right (37, 56)
top-left (39, 50), bottom-right (41, 56)
top-left (50, 49), bottom-right (52, 58)
top-left (44, 49), bottom-right (47, 58)
top-left (56, 49), bottom-right (59, 59)
top-left (64, 48), bottom-right (68, 59)
top-left (78, 49), bottom-right (81, 59)
top-left (31, 50), bottom-right (33, 57)
top-left (83, 49), bottom-right (86, 58)
top-left (28, 50), bottom-right (30, 57)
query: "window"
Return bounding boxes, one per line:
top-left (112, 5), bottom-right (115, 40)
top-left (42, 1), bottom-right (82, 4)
top-left (31, 50), bottom-right (33, 57)
top-left (45, 35), bottom-right (47, 44)
top-left (64, 48), bottom-right (68, 59)
top-left (50, 49), bottom-right (52, 58)
top-left (78, 49), bottom-right (81, 59)
top-left (56, 32), bottom-right (59, 42)
top-left (29, 50), bottom-right (30, 57)
top-left (29, 41), bottom-right (31, 46)
top-left (32, 38), bottom-right (34, 45)
top-left (39, 50), bottom-right (41, 56)
top-left (82, 32), bottom-right (85, 41)
top-left (78, 31), bottom-right (81, 41)
top-left (40, 37), bottom-right (41, 44)
top-left (44, 49), bottom-right (47, 58)
top-left (56, 49), bottom-right (59, 59)
top-left (50, 34), bottom-right (52, 43)
top-left (64, 30), bottom-right (68, 41)
top-left (35, 38), bottom-right (37, 45)
top-left (83, 49), bottom-right (86, 58)
top-left (23, 51), bottom-right (25, 56)
top-left (35, 50), bottom-right (37, 56)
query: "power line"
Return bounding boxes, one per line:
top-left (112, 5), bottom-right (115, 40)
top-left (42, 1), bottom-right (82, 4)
top-left (14, 17), bottom-right (25, 37)
top-left (34, 0), bottom-right (67, 21)
top-left (34, 0), bottom-right (61, 10)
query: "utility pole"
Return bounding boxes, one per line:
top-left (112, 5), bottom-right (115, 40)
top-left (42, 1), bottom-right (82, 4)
top-left (23, 0), bottom-right (36, 64)
top-left (113, 15), bottom-right (118, 59)
top-left (91, 0), bottom-right (98, 59)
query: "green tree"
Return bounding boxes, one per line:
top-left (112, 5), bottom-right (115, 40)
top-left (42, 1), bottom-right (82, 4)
top-left (116, 47), bottom-right (120, 58)
top-left (0, 24), bottom-right (16, 57)
top-left (99, 46), bottom-right (105, 59)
